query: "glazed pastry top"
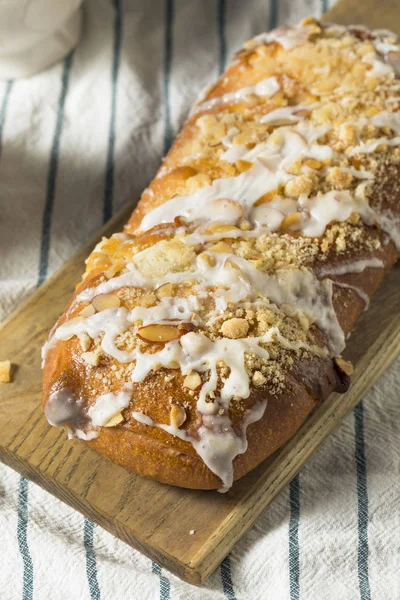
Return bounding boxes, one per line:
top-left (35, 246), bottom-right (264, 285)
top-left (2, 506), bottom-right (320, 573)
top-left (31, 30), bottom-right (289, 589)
top-left (43, 19), bottom-right (400, 490)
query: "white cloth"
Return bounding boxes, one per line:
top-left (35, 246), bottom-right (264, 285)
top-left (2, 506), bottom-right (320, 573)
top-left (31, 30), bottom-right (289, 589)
top-left (0, 1), bottom-right (399, 599)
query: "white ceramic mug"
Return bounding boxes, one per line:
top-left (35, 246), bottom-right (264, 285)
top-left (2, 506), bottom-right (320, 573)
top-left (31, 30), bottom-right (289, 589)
top-left (0, 0), bottom-right (83, 79)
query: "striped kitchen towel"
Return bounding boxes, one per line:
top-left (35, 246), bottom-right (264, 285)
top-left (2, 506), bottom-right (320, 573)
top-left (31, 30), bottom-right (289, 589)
top-left (0, 1), bottom-right (399, 599)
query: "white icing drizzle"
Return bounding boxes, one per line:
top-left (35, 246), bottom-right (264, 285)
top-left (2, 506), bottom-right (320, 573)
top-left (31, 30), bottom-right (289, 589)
top-left (259, 104), bottom-right (314, 125)
top-left (60, 249), bottom-right (342, 354)
top-left (138, 122), bottom-right (335, 234)
top-left (318, 258), bottom-right (384, 311)
top-left (131, 400), bottom-right (268, 492)
top-left (45, 388), bottom-right (86, 427)
top-left (317, 257), bottom-right (384, 277)
top-left (379, 210), bottom-right (400, 250)
top-left (67, 427), bottom-right (99, 441)
top-left (46, 296), bottom-right (201, 363)
top-left (333, 281), bottom-right (370, 310)
top-left (59, 319), bottom-right (314, 491)
top-left (349, 136), bottom-right (400, 156)
top-left (298, 191), bottom-right (375, 238)
top-left (349, 111), bottom-right (400, 156)
top-left (88, 384), bottom-right (133, 427)
top-left (191, 77), bottom-right (280, 116)
top-left (192, 404), bottom-right (267, 492)
top-left (363, 53), bottom-right (394, 78)
top-left (137, 139), bottom-right (377, 245)
top-left (137, 108), bottom-right (400, 249)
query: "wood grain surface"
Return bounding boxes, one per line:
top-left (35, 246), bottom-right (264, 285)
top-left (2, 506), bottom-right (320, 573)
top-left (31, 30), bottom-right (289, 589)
top-left (1, 0), bottom-right (400, 585)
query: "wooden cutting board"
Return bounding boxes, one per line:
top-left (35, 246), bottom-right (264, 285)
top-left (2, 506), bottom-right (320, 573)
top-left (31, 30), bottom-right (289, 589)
top-left (1, 0), bottom-right (400, 585)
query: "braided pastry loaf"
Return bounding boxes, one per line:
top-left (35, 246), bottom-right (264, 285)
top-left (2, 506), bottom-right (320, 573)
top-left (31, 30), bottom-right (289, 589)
top-left (42, 18), bottom-right (400, 491)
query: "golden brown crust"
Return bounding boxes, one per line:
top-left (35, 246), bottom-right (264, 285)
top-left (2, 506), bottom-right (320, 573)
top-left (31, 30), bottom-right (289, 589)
top-left (43, 246), bottom-right (396, 490)
top-left (86, 377), bottom-right (316, 490)
top-left (42, 18), bottom-right (400, 490)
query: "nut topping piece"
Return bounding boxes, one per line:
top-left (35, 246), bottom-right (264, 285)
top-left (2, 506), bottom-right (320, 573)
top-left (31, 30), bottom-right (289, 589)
top-left (78, 332), bottom-right (91, 352)
top-left (170, 403), bottom-right (186, 428)
top-left (254, 190), bottom-right (277, 206)
top-left (208, 241), bottom-right (233, 253)
top-left (280, 212), bottom-right (302, 232)
top-left (104, 259), bottom-right (125, 280)
top-left (252, 371), bottom-right (266, 386)
top-left (183, 370), bottom-right (202, 390)
top-left (155, 282), bottom-right (174, 300)
top-left (209, 198), bottom-right (244, 224)
top-left (92, 293), bottom-right (121, 312)
top-left (0, 360), bottom-right (11, 383)
top-left (79, 304), bottom-right (96, 318)
top-left (221, 317), bottom-right (249, 339)
top-left (137, 324), bottom-right (182, 344)
top-left (235, 159), bottom-right (252, 172)
top-left (104, 412), bottom-right (124, 427)
top-left (198, 252), bottom-right (216, 267)
top-left (82, 350), bottom-right (101, 367)
top-left (204, 223), bottom-right (239, 234)
top-left (334, 356), bottom-right (354, 376)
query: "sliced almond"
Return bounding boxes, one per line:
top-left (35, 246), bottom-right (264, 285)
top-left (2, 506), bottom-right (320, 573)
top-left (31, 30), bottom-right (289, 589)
top-left (205, 223), bottom-right (239, 234)
top-left (252, 371), bottom-right (266, 386)
top-left (155, 282), bottom-right (174, 300)
top-left (303, 158), bottom-right (323, 170)
top-left (168, 360), bottom-right (180, 369)
top-left (138, 292), bottom-right (156, 308)
top-left (254, 190), bottom-right (277, 206)
top-left (104, 259), bottom-right (125, 280)
top-left (0, 360), bottom-right (11, 383)
top-left (239, 219), bottom-right (251, 231)
top-left (82, 350), bottom-right (101, 367)
top-left (208, 241), bottom-right (233, 253)
top-left (79, 304), bottom-right (96, 318)
top-left (198, 252), bottom-right (216, 267)
top-left (183, 370), bottom-right (202, 390)
top-left (104, 412), bottom-right (124, 427)
top-left (78, 332), bottom-right (91, 352)
top-left (335, 356), bottom-right (353, 376)
top-left (137, 324), bottom-right (181, 344)
top-left (170, 404), bottom-right (186, 428)
top-left (280, 212), bottom-right (302, 231)
top-left (235, 159), bottom-right (252, 172)
top-left (92, 293), bottom-right (121, 312)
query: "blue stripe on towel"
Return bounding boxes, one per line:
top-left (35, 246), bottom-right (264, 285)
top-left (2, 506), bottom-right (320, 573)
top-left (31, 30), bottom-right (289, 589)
top-left (84, 519), bottom-right (101, 600)
top-left (17, 52), bottom-right (74, 600)
top-left (103, 0), bottom-right (123, 223)
top-left (0, 80), bottom-right (13, 161)
top-left (84, 1), bottom-right (124, 593)
top-left (152, 562), bottom-right (171, 600)
top-left (354, 402), bottom-right (371, 600)
top-left (217, 0), bottom-right (227, 75)
top-left (17, 477), bottom-right (34, 600)
top-left (37, 52), bottom-right (74, 286)
top-left (151, 2), bottom-right (174, 593)
top-left (163, 0), bottom-right (174, 154)
top-left (289, 474), bottom-right (301, 600)
top-left (221, 554), bottom-right (236, 600)
top-left (269, 0), bottom-right (278, 30)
